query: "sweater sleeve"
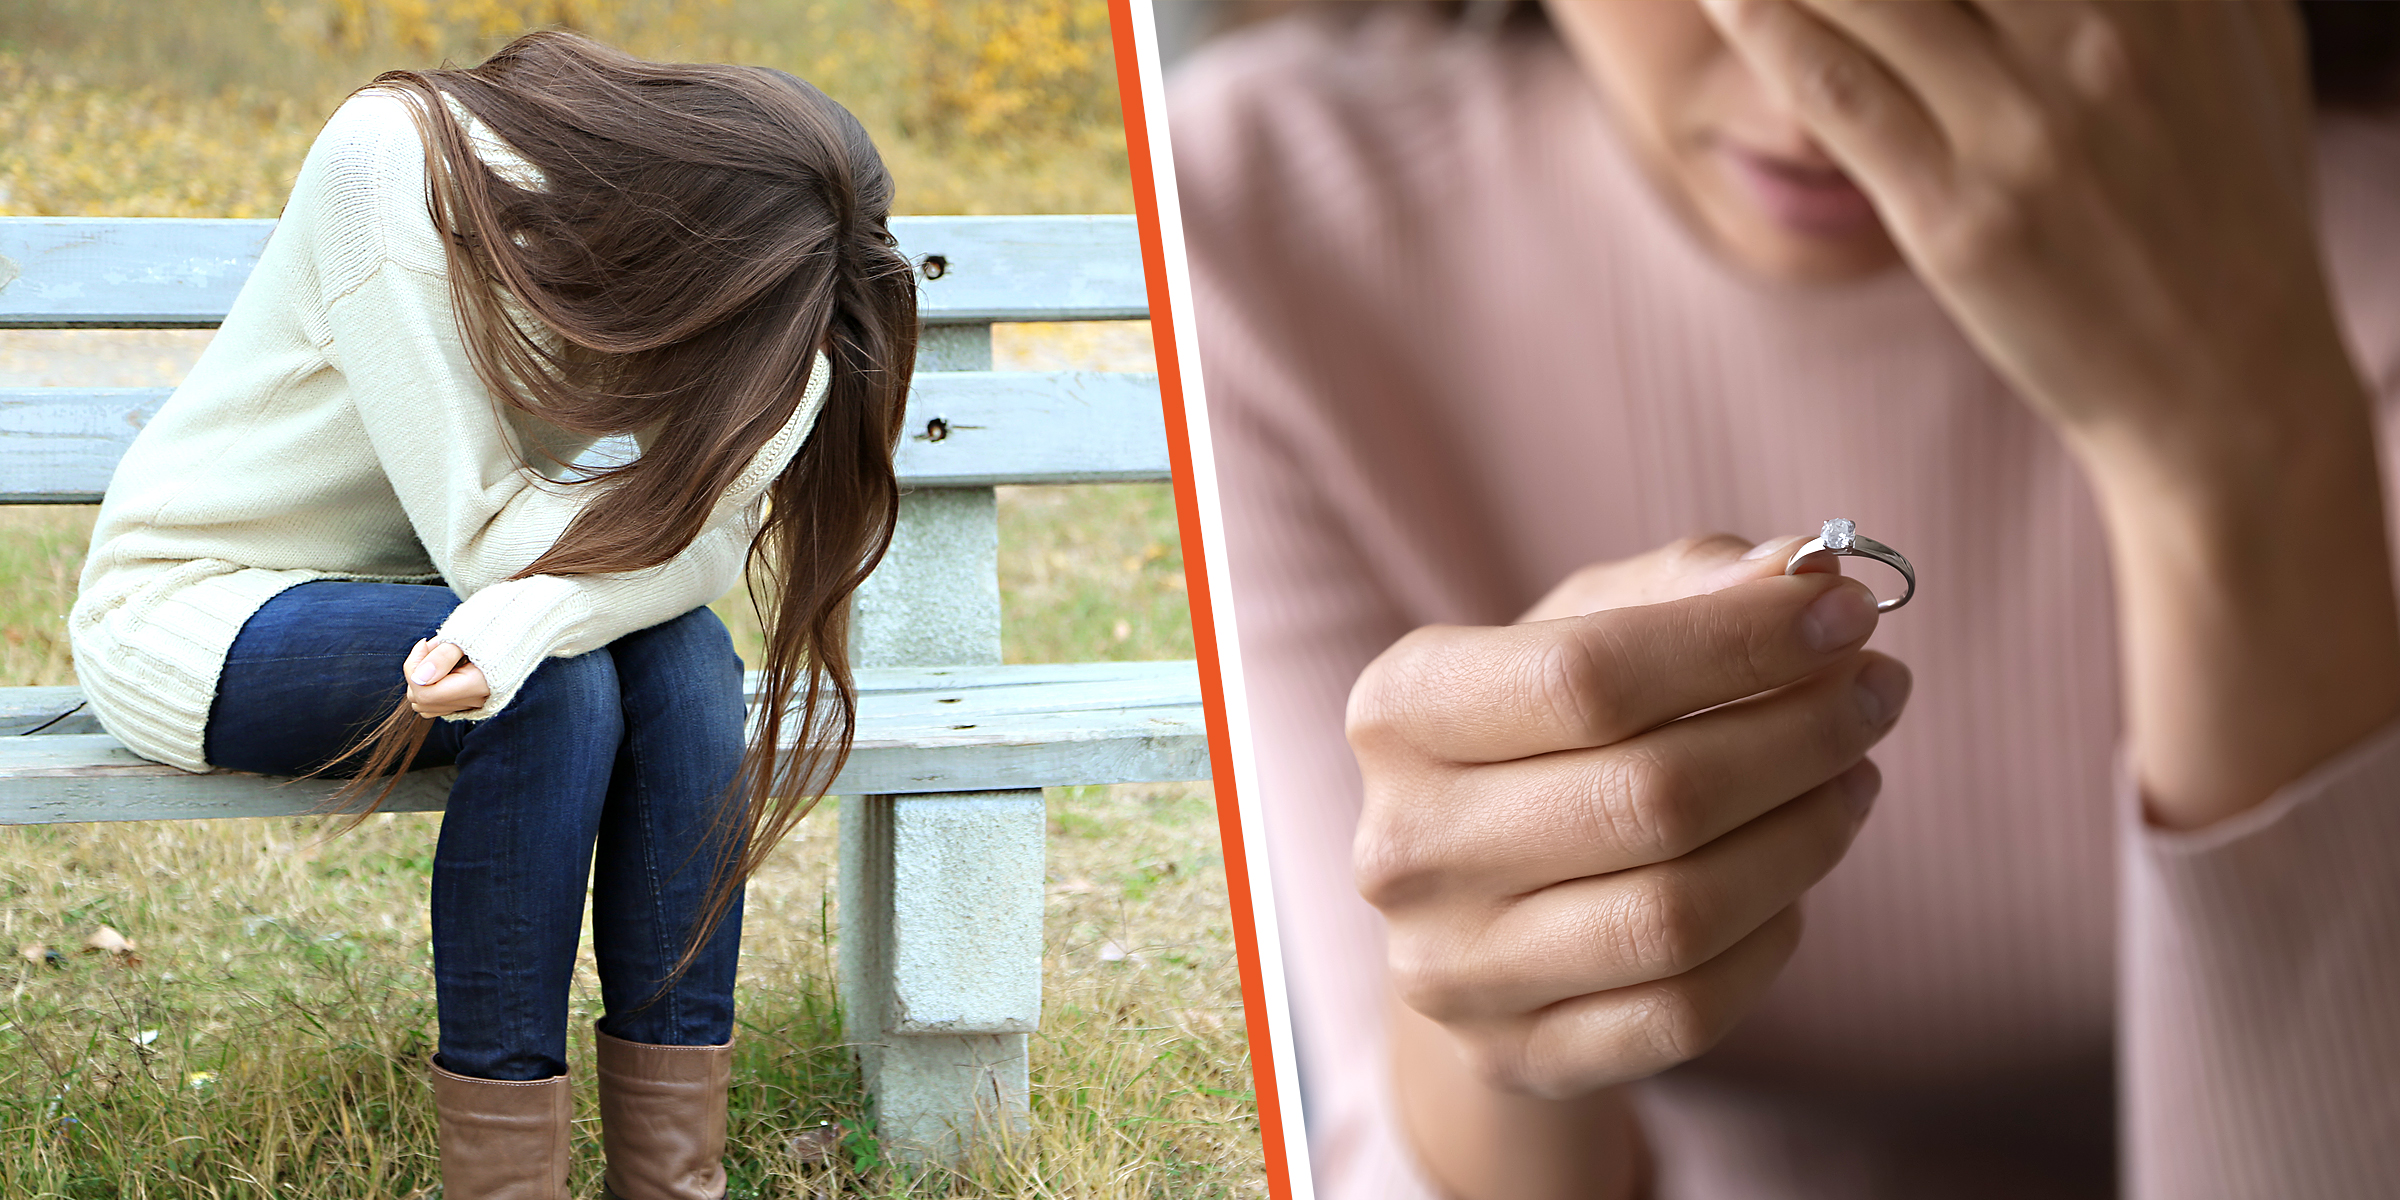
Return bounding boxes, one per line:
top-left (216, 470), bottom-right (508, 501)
top-left (2121, 113), bottom-right (2400, 1199)
top-left (302, 89), bottom-right (827, 719)
top-left (319, 255), bottom-right (824, 719)
top-left (2121, 719), bottom-right (2400, 1197)
top-left (423, 365), bottom-right (819, 722)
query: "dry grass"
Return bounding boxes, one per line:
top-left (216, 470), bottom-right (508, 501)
top-left (0, 2), bottom-right (1250, 1193)
top-left (0, 781), bottom-right (1244, 1198)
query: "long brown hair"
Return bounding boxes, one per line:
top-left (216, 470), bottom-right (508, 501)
top-left (325, 30), bottom-right (916, 982)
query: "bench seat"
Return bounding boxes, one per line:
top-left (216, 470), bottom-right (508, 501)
top-left (0, 660), bottom-right (1205, 823)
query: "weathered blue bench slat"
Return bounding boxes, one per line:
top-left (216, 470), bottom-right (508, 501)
top-left (1, 370), bottom-right (1168, 503)
top-left (0, 215), bottom-right (1145, 328)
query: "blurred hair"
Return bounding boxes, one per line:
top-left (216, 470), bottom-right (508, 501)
top-left (327, 29), bottom-right (917, 990)
top-left (2302, 0), bottom-right (2400, 109)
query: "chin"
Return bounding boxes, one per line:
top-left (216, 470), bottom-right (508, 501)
top-left (1711, 209), bottom-right (1903, 286)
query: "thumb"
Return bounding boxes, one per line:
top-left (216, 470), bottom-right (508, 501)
top-left (1697, 532), bottom-right (1843, 596)
top-left (411, 641), bottom-right (465, 686)
top-left (1521, 531), bottom-right (1843, 623)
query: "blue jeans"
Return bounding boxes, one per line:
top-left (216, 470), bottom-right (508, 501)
top-left (203, 581), bottom-right (748, 1081)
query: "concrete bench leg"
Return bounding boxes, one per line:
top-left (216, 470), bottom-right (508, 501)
top-left (839, 788), bottom-right (1045, 1161)
top-left (837, 322), bottom-right (1021, 1161)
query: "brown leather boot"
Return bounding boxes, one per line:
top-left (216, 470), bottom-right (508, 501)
top-left (427, 1062), bottom-right (572, 1200)
top-left (593, 1028), bottom-right (733, 1200)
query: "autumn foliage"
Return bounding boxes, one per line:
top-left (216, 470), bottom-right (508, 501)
top-left (0, 0), bottom-right (1129, 218)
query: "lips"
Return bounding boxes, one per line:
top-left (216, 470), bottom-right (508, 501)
top-left (1715, 144), bottom-right (1882, 237)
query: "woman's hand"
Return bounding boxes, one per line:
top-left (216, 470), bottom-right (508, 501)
top-left (1349, 534), bottom-right (1909, 1110)
top-left (404, 638), bottom-right (490, 717)
top-left (1700, 0), bottom-right (2334, 451)
top-left (1702, 0), bottom-right (2400, 829)
top-left (1699, 0), bottom-right (2400, 825)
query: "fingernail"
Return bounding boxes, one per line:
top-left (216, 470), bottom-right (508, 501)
top-left (1853, 657), bottom-right (1912, 727)
top-left (1800, 583), bottom-right (1876, 652)
top-left (1740, 536), bottom-right (1787, 561)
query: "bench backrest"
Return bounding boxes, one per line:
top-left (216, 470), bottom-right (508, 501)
top-left (0, 214), bottom-right (1166, 672)
top-left (0, 215), bottom-right (1164, 498)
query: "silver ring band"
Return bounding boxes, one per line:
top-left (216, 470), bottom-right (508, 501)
top-left (1785, 519), bottom-right (1915, 613)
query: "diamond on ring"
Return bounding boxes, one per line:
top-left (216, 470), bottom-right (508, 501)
top-left (1786, 518), bottom-right (1915, 613)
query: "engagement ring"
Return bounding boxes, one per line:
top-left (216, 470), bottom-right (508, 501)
top-left (1785, 518), bottom-right (1915, 612)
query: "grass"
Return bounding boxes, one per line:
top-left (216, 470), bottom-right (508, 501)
top-left (0, 778), bottom-right (1242, 1199)
top-left (0, 1), bottom-right (1251, 1192)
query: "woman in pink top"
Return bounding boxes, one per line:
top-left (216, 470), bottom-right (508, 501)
top-left (1172, 3), bottom-right (2400, 1197)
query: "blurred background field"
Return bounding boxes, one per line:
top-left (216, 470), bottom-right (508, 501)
top-left (0, 2), bottom-right (1247, 1197)
top-left (0, 0), bottom-right (1133, 216)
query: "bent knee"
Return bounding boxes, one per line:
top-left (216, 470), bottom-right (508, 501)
top-left (651, 605), bottom-right (741, 665)
top-left (613, 607), bottom-right (747, 699)
top-left (509, 647), bottom-right (626, 738)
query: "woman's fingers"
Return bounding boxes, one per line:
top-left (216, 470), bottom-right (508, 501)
top-left (1698, 0), bottom-right (1952, 219)
top-left (408, 663), bottom-right (490, 716)
top-left (1518, 533), bottom-right (1820, 622)
top-left (1969, 0), bottom-right (2092, 70)
top-left (410, 640), bottom-right (465, 686)
top-left (1455, 904), bottom-right (1809, 1099)
top-left (1364, 650), bottom-right (1908, 900)
top-left (416, 665), bottom-right (489, 708)
top-left (1790, 0), bottom-right (2036, 156)
top-left (403, 641), bottom-right (487, 716)
top-left (1353, 534), bottom-right (1916, 1100)
top-left (1350, 571), bottom-right (1881, 766)
top-left (1395, 761), bottom-right (1875, 1022)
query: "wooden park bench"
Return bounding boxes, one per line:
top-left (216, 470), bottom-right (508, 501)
top-left (0, 214), bottom-right (1209, 1162)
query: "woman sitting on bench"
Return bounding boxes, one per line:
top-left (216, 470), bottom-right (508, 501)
top-left (67, 31), bottom-right (916, 1200)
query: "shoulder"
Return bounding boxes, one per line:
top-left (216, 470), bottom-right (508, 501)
top-left (1165, 10), bottom-right (1603, 389)
top-left (286, 88), bottom-right (447, 289)
top-left (1167, 9), bottom-right (1583, 330)
top-left (304, 87), bottom-right (441, 209)
top-left (1169, 9), bottom-right (1559, 223)
top-left (1168, 8), bottom-right (1463, 138)
top-left (315, 87), bottom-right (426, 151)
top-left (310, 86), bottom-right (541, 189)
top-left (289, 87), bottom-right (543, 293)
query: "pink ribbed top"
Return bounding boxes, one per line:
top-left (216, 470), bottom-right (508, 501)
top-left (1171, 11), bottom-right (2400, 1199)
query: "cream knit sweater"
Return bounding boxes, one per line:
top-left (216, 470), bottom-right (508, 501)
top-left (70, 89), bottom-right (827, 773)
